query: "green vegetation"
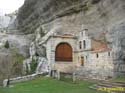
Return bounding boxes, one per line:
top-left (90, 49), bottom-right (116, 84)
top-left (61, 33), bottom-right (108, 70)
top-left (26, 57), bottom-right (38, 75)
top-left (4, 40), bottom-right (9, 49)
top-left (30, 58), bottom-right (37, 74)
top-left (0, 77), bottom-right (106, 93)
top-left (25, 57), bottom-right (38, 75)
top-left (12, 53), bottom-right (25, 75)
top-left (9, 49), bottom-right (26, 76)
top-left (0, 48), bottom-right (25, 84)
top-left (13, 53), bottom-right (25, 64)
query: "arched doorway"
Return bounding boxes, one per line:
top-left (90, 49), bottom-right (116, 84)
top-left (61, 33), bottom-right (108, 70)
top-left (55, 43), bottom-right (73, 62)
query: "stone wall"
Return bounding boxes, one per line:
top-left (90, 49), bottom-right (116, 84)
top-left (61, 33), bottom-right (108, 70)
top-left (3, 74), bottom-right (37, 87)
top-left (91, 51), bottom-right (113, 65)
top-left (74, 51), bottom-right (114, 80)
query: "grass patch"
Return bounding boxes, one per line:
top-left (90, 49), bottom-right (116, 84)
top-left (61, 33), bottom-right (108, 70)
top-left (0, 77), bottom-right (106, 93)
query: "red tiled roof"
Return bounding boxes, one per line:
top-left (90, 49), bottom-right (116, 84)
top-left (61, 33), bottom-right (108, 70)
top-left (91, 39), bottom-right (112, 53)
top-left (92, 45), bottom-right (112, 52)
top-left (51, 34), bottom-right (76, 39)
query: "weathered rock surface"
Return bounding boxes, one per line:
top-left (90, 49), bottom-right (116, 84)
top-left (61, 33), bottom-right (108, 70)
top-left (17, 0), bottom-right (125, 77)
top-left (36, 57), bottom-right (49, 74)
top-left (0, 12), bottom-right (32, 85)
top-left (109, 22), bottom-right (125, 76)
top-left (0, 15), bottom-right (10, 28)
top-left (0, 49), bottom-right (12, 85)
top-left (0, 33), bottom-right (31, 57)
top-left (0, 11), bottom-right (17, 32)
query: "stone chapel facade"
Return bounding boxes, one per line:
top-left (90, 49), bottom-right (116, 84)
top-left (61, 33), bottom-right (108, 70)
top-left (46, 27), bottom-right (114, 80)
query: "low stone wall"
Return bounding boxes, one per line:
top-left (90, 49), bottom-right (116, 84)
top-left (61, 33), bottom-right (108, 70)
top-left (75, 66), bottom-right (114, 80)
top-left (3, 74), bottom-right (37, 87)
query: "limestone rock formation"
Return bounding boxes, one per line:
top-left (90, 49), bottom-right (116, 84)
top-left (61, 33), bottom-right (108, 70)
top-left (0, 11), bottom-right (17, 32)
top-left (17, 0), bottom-right (125, 77)
top-left (0, 12), bottom-right (31, 85)
top-left (36, 57), bottom-right (49, 74)
top-left (0, 15), bottom-right (10, 28)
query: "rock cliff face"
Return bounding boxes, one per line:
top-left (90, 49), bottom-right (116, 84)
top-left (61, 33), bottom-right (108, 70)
top-left (0, 12), bottom-right (17, 30)
top-left (0, 12), bottom-right (31, 84)
top-left (0, 16), bottom-right (10, 28)
top-left (0, 12), bottom-right (31, 57)
top-left (17, 0), bottom-right (125, 76)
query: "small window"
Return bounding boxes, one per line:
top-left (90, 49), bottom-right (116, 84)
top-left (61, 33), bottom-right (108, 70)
top-left (83, 40), bottom-right (86, 49)
top-left (82, 32), bottom-right (84, 36)
top-left (86, 56), bottom-right (87, 60)
top-left (108, 52), bottom-right (110, 56)
top-left (96, 53), bottom-right (99, 58)
top-left (79, 41), bottom-right (82, 49)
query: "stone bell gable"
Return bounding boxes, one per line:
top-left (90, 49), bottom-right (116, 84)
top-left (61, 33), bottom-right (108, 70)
top-left (77, 28), bottom-right (91, 51)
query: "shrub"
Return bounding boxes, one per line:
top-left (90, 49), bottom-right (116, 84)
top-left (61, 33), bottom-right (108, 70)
top-left (4, 40), bottom-right (9, 49)
top-left (30, 58), bottom-right (38, 74)
top-left (12, 52), bottom-right (25, 75)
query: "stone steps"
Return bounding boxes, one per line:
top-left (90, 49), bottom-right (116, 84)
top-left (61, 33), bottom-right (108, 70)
top-left (89, 81), bottom-right (125, 93)
top-left (98, 82), bottom-right (125, 87)
top-left (89, 84), bottom-right (101, 90)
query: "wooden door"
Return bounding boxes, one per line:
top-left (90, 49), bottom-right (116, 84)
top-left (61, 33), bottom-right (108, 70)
top-left (81, 57), bottom-right (84, 66)
top-left (55, 43), bottom-right (72, 61)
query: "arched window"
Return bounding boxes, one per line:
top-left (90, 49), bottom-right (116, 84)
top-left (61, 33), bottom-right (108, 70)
top-left (55, 43), bottom-right (72, 62)
top-left (108, 52), bottom-right (110, 56)
top-left (79, 41), bottom-right (82, 49)
top-left (83, 40), bottom-right (86, 49)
